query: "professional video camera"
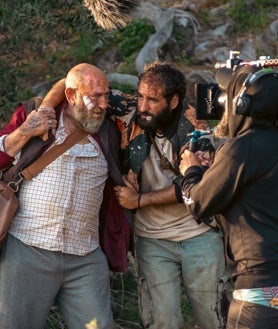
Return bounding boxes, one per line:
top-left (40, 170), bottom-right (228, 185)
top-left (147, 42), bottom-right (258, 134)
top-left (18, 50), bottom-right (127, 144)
top-left (195, 51), bottom-right (278, 120)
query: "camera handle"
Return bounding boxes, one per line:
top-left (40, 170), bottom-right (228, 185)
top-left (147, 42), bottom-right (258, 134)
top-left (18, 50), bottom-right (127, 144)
top-left (187, 130), bottom-right (211, 152)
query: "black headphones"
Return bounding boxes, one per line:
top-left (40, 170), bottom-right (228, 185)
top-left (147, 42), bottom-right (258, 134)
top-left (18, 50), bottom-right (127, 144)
top-left (232, 69), bottom-right (276, 116)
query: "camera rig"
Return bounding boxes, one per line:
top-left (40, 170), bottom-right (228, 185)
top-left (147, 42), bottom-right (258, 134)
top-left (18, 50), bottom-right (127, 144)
top-left (195, 51), bottom-right (278, 120)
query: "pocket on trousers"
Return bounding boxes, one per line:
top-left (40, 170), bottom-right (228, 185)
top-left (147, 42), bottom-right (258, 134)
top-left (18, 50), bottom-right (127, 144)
top-left (137, 276), bottom-right (153, 327)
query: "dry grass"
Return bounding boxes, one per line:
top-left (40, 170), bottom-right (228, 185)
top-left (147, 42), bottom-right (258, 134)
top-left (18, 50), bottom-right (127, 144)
top-left (45, 254), bottom-right (200, 329)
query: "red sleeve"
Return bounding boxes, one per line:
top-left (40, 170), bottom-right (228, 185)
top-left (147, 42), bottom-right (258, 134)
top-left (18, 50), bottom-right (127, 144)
top-left (0, 104), bottom-right (27, 169)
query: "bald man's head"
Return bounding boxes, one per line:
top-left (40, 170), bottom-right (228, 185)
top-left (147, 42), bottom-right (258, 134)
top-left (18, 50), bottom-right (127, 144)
top-left (65, 63), bottom-right (107, 92)
top-left (64, 63), bottom-right (109, 134)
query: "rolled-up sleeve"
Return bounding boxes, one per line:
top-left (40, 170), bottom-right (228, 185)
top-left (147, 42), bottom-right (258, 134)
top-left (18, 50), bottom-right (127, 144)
top-left (0, 134), bottom-right (7, 152)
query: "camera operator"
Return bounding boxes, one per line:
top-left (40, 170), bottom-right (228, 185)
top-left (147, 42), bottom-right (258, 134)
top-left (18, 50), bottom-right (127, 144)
top-left (179, 64), bottom-right (278, 328)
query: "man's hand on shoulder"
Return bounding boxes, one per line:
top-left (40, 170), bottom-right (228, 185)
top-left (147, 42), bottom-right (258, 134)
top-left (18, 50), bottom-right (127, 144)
top-left (4, 108), bottom-right (57, 157)
top-left (20, 108), bottom-right (57, 140)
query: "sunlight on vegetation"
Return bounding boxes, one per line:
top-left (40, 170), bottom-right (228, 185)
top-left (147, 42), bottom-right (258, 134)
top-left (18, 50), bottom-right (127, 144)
top-left (0, 0), bottom-right (275, 123)
top-left (85, 319), bottom-right (99, 329)
top-left (115, 20), bottom-right (155, 58)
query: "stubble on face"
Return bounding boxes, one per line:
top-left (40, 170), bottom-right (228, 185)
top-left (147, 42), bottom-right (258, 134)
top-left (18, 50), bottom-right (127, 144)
top-left (77, 106), bottom-right (106, 134)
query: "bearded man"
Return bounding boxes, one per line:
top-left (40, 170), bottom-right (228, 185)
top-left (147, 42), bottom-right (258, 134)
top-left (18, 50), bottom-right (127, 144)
top-left (113, 62), bottom-right (226, 329)
top-left (0, 63), bottom-right (133, 329)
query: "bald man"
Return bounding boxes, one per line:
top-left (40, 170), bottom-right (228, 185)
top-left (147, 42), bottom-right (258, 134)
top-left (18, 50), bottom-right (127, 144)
top-left (0, 63), bottom-right (128, 329)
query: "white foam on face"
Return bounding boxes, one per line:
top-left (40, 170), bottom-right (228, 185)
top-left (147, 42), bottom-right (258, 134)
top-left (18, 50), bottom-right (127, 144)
top-left (83, 95), bottom-right (94, 110)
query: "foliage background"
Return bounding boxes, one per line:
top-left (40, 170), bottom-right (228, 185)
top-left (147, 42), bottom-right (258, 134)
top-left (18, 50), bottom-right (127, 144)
top-left (0, 0), bottom-right (156, 125)
top-left (1, 0), bottom-right (277, 125)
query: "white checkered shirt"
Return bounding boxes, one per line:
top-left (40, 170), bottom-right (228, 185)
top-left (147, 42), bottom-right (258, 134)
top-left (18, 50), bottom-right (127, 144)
top-left (9, 113), bottom-right (108, 255)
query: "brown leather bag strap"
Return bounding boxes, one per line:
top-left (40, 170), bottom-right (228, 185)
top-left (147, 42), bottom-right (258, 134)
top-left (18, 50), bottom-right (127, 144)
top-left (148, 133), bottom-right (180, 176)
top-left (21, 128), bottom-right (87, 181)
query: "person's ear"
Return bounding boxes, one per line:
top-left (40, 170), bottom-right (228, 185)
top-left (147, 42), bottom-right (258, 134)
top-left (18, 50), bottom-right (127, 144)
top-left (65, 88), bottom-right (76, 106)
top-left (170, 94), bottom-right (179, 110)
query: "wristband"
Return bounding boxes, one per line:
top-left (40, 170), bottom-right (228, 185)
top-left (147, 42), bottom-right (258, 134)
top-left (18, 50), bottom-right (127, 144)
top-left (173, 176), bottom-right (184, 203)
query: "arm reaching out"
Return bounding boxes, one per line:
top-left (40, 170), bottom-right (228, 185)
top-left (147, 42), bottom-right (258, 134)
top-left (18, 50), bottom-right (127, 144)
top-left (38, 78), bottom-right (66, 140)
top-left (115, 169), bottom-right (178, 210)
top-left (114, 184), bottom-right (178, 210)
top-left (40, 78), bottom-right (66, 108)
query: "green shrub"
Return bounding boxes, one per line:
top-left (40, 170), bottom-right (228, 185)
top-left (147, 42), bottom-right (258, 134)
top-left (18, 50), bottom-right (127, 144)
top-left (228, 0), bottom-right (274, 34)
top-left (0, 0), bottom-right (106, 121)
top-left (0, 0), bottom-right (154, 122)
top-left (115, 20), bottom-right (155, 58)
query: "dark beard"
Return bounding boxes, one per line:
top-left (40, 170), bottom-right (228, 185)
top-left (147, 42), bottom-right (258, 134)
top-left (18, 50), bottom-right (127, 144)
top-left (136, 104), bottom-right (173, 133)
